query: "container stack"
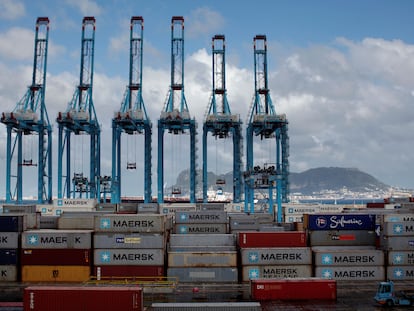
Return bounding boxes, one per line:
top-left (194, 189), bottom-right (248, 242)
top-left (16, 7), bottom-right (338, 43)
top-left (93, 214), bottom-right (167, 279)
top-left (283, 204), bottom-right (344, 224)
top-left (379, 213), bottom-right (414, 281)
top-left (20, 229), bottom-right (93, 282)
top-left (305, 213), bottom-right (385, 281)
top-left (173, 210), bottom-right (228, 234)
top-left (238, 231), bottom-right (311, 281)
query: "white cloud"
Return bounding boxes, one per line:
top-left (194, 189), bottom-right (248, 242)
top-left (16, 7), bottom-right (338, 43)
top-left (0, 28), bottom-right (34, 60)
top-left (186, 7), bottom-right (225, 38)
top-left (65, 0), bottom-right (103, 16)
top-left (0, 0), bottom-right (25, 20)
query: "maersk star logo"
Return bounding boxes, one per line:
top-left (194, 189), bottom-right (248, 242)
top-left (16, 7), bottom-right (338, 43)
top-left (248, 252), bottom-right (259, 263)
top-left (249, 268), bottom-right (260, 279)
top-left (27, 235), bottom-right (39, 245)
top-left (100, 218), bottom-right (111, 229)
top-left (392, 254), bottom-right (403, 264)
top-left (393, 224), bottom-right (403, 235)
top-left (321, 254), bottom-right (333, 265)
top-left (100, 251), bottom-right (111, 263)
top-left (179, 226), bottom-right (187, 234)
top-left (393, 268), bottom-right (404, 278)
top-left (179, 214), bottom-right (187, 221)
top-left (321, 269), bottom-right (333, 279)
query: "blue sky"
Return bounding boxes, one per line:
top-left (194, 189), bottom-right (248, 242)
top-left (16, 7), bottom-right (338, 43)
top-left (1, 0), bottom-right (414, 199)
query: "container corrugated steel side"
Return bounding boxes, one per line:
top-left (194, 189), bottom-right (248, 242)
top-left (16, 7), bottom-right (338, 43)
top-left (169, 246), bottom-right (237, 252)
top-left (386, 266), bottom-right (414, 281)
top-left (198, 203), bottom-right (225, 211)
top-left (159, 203), bottom-right (197, 215)
top-left (387, 250), bottom-right (414, 265)
top-left (93, 266), bottom-right (164, 279)
top-left (94, 233), bottom-right (165, 249)
top-left (167, 267), bottom-right (238, 283)
top-left (250, 278), bottom-right (337, 301)
top-left (380, 213), bottom-right (414, 223)
top-left (0, 232), bottom-right (19, 249)
top-left (24, 286), bottom-right (143, 311)
top-left (0, 265), bottom-right (18, 281)
top-left (0, 249), bottom-right (18, 265)
top-left (39, 216), bottom-right (59, 229)
top-left (382, 221), bottom-right (414, 236)
top-left (169, 234), bottom-right (235, 247)
top-left (0, 215), bottom-right (26, 232)
top-left (57, 214), bottom-right (96, 229)
top-left (2, 205), bottom-right (36, 213)
top-left (151, 302), bottom-right (261, 311)
top-left (380, 236), bottom-right (414, 250)
top-left (138, 203), bottom-right (159, 213)
top-left (240, 247), bottom-right (312, 265)
top-left (238, 232), bottom-right (307, 248)
top-left (242, 265), bottom-right (312, 281)
top-left (21, 230), bottom-right (92, 249)
top-left (168, 251), bottom-right (237, 267)
top-left (174, 211), bottom-right (227, 224)
top-left (21, 265), bottom-right (91, 282)
top-left (313, 249), bottom-right (384, 266)
top-left (21, 249), bottom-right (91, 265)
top-left (174, 223), bottom-right (227, 234)
top-left (309, 230), bottom-right (376, 246)
top-left (304, 214), bottom-right (376, 231)
top-left (94, 214), bottom-right (165, 233)
top-left (94, 249), bottom-right (164, 266)
top-left (314, 266), bottom-right (385, 281)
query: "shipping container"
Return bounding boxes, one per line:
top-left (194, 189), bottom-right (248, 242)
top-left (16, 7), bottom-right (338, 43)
top-left (284, 214), bottom-right (304, 224)
top-left (313, 249), bottom-right (384, 266)
top-left (21, 265), bottom-right (91, 282)
top-left (159, 203), bottom-right (197, 215)
top-left (309, 230), bottom-right (376, 246)
top-left (169, 234), bottom-right (235, 247)
top-left (21, 230), bottom-right (92, 249)
top-left (242, 265), bottom-right (312, 281)
top-left (250, 278), bottom-right (337, 301)
top-left (94, 214), bottom-right (166, 233)
top-left (174, 223), bottom-right (227, 234)
top-left (0, 249), bottom-right (18, 265)
top-left (0, 265), bottom-right (18, 281)
top-left (237, 232), bottom-right (307, 248)
top-left (283, 205), bottom-right (320, 215)
top-left (94, 233), bottom-right (165, 249)
top-left (93, 265), bottom-right (164, 279)
top-left (315, 266), bottom-right (385, 281)
top-left (174, 211), bottom-right (227, 224)
top-left (54, 198), bottom-right (97, 208)
top-left (58, 214), bottom-right (97, 229)
top-left (380, 213), bottom-right (414, 223)
top-left (169, 246), bottom-right (237, 252)
top-left (39, 216), bottom-right (58, 229)
top-left (386, 266), bottom-right (414, 281)
top-left (0, 215), bottom-right (26, 232)
top-left (167, 267), bottom-right (238, 283)
top-left (94, 249), bottom-right (164, 266)
top-left (380, 235), bottom-right (414, 250)
top-left (138, 203), bottom-right (159, 213)
top-left (304, 214), bottom-right (376, 231)
top-left (37, 205), bottom-right (95, 216)
top-left (168, 251), bottom-right (237, 267)
top-left (387, 250), bottom-right (414, 265)
top-left (2, 204), bottom-right (36, 213)
top-left (24, 286), bottom-right (143, 311)
top-left (117, 203), bottom-right (138, 213)
top-left (21, 249), bottom-right (91, 266)
top-left (151, 302), bottom-right (261, 311)
top-left (240, 247), bottom-right (312, 265)
top-left (382, 221), bottom-right (414, 236)
top-left (198, 203), bottom-right (225, 211)
top-left (0, 232), bottom-right (19, 249)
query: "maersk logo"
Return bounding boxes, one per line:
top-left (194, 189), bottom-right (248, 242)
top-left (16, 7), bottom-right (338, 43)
top-left (393, 268), bottom-right (404, 278)
top-left (249, 268), bottom-right (259, 279)
top-left (27, 235), bottom-right (39, 245)
top-left (288, 208), bottom-right (293, 213)
top-left (321, 268), bottom-right (333, 279)
top-left (179, 226), bottom-right (188, 234)
top-left (248, 252), bottom-right (259, 263)
top-left (100, 251), bottom-right (111, 263)
top-left (100, 218), bottom-right (111, 229)
top-left (393, 224), bottom-right (403, 235)
top-left (316, 216), bottom-right (327, 229)
top-left (321, 254), bottom-right (333, 265)
top-left (179, 213), bottom-right (188, 221)
top-left (392, 253), bottom-right (403, 264)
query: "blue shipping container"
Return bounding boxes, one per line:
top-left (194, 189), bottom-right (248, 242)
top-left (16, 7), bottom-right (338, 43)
top-left (0, 216), bottom-right (24, 232)
top-left (305, 214), bottom-right (376, 231)
top-left (0, 249), bottom-right (18, 265)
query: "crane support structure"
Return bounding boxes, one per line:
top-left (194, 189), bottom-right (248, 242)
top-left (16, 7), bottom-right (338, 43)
top-left (202, 35), bottom-right (242, 203)
top-left (157, 16), bottom-right (197, 203)
top-left (111, 16), bottom-right (152, 203)
top-left (244, 35), bottom-right (289, 220)
top-left (1, 17), bottom-right (52, 204)
top-left (56, 17), bottom-right (101, 200)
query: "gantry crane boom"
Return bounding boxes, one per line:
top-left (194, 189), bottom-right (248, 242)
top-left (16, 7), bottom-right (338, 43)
top-left (112, 16), bottom-right (152, 203)
top-left (157, 16), bottom-right (197, 203)
top-left (1, 17), bottom-right (52, 204)
top-left (245, 35), bottom-right (289, 219)
top-left (56, 16), bottom-right (101, 201)
top-left (202, 35), bottom-right (242, 202)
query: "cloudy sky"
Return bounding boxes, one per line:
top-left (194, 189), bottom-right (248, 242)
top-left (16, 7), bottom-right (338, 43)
top-left (1, 0), bottom-right (414, 199)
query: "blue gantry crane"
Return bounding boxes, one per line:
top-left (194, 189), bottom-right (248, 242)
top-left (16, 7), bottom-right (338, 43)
top-left (157, 16), bottom-right (197, 203)
top-left (111, 16), bottom-right (152, 204)
top-left (244, 35), bottom-right (289, 220)
top-left (56, 17), bottom-right (101, 201)
top-left (202, 35), bottom-right (242, 203)
top-left (1, 17), bottom-right (52, 204)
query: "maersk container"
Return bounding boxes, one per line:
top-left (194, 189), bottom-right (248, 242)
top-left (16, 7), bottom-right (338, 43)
top-left (250, 278), bottom-right (337, 301)
top-left (198, 203), bottom-right (225, 211)
top-left (313, 248), bottom-right (384, 266)
top-left (379, 213), bottom-right (414, 224)
top-left (383, 221), bottom-right (414, 236)
top-left (174, 211), bottom-right (227, 224)
top-left (138, 203), bottom-right (159, 214)
top-left (94, 214), bottom-right (166, 233)
top-left (94, 233), bottom-right (165, 249)
top-left (315, 266), bottom-right (385, 281)
top-left (284, 214), bottom-right (304, 224)
top-left (174, 223), bottom-right (227, 234)
top-left (387, 250), bottom-right (414, 265)
top-left (159, 203), bottom-right (197, 215)
top-left (117, 202), bottom-right (138, 213)
top-left (21, 230), bottom-right (92, 249)
top-left (169, 234), bottom-right (235, 247)
top-left (53, 198), bottom-right (97, 208)
top-left (21, 265), bottom-right (91, 282)
top-left (21, 249), bottom-right (91, 266)
top-left (0, 215), bottom-right (26, 232)
top-left (386, 266), bottom-right (414, 281)
top-left (167, 267), bottom-right (238, 283)
top-left (93, 265), bottom-right (164, 279)
top-left (168, 251), bottom-right (237, 267)
top-left (240, 247), bottom-right (312, 265)
top-left (237, 232), bottom-right (307, 248)
top-left (242, 265), bottom-right (312, 281)
top-left (151, 302), bottom-right (261, 311)
top-left (0, 265), bottom-right (18, 281)
top-left (94, 249), bottom-right (164, 266)
top-left (304, 214), bottom-right (376, 231)
top-left (24, 286), bottom-right (143, 311)
top-left (39, 216), bottom-right (58, 229)
top-left (2, 204), bottom-right (36, 214)
top-left (0, 232), bottom-right (19, 249)
top-left (380, 235), bottom-right (414, 250)
top-left (0, 249), bottom-right (18, 265)
top-left (283, 205), bottom-right (320, 215)
top-left (309, 230), bottom-right (376, 246)
top-left (57, 214), bottom-right (98, 229)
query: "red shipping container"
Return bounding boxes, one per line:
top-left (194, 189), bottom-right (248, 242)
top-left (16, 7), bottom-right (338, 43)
top-left (251, 278), bottom-right (336, 301)
top-left (238, 231), bottom-right (307, 248)
top-left (21, 249), bottom-right (91, 265)
top-left (93, 265), bottom-right (164, 280)
top-left (24, 286), bottom-right (143, 311)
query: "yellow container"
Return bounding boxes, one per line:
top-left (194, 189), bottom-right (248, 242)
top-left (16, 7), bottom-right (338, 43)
top-left (22, 265), bottom-right (90, 282)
